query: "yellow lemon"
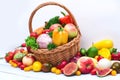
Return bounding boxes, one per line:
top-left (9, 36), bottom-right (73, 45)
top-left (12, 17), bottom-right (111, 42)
top-left (32, 61), bottom-right (42, 72)
top-left (98, 48), bottom-right (111, 60)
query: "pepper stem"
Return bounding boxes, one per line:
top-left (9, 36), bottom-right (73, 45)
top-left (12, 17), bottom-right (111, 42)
top-left (61, 11), bottom-right (66, 16)
top-left (58, 27), bottom-right (63, 32)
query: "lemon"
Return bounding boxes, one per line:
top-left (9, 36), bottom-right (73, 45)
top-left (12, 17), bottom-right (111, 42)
top-left (32, 61), bottom-right (42, 72)
top-left (98, 48), bottom-right (111, 60)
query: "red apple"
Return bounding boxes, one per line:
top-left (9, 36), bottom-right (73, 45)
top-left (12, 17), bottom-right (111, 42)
top-left (49, 23), bottom-right (62, 31)
top-left (22, 54), bottom-right (35, 66)
top-left (77, 57), bottom-right (94, 74)
top-left (64, 23), bottom-right (78, 38)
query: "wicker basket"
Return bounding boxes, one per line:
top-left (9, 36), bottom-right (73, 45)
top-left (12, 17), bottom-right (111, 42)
top-left (28, 2), bottom-right (81, 66)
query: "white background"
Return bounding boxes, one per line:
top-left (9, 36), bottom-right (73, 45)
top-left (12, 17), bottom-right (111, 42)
top-left (0, 0), bottom-right (120, 80)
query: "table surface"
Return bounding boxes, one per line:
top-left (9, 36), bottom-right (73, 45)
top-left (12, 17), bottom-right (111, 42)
top-left (0, 0), bottom-right (120, 80)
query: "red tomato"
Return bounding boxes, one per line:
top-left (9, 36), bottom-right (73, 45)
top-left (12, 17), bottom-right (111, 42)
top-left (30, 32), bottom-right (38, 39)
top-left (21, 43), bottom-right (26, 47)
top-left (5, 56), bottom-right (11, 62)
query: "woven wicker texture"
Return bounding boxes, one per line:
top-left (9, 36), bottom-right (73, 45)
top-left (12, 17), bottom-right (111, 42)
top-left (28, 2), bottom-right (81, 66)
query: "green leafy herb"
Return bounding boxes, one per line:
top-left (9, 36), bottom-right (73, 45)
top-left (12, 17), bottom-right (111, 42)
top-left (47, 43), bottom-right (57, 50)
top-left (45, 16), bottom-right (60, 29)
top-left (48, 31), bottom-right (53, 38)
top-left (25, 36), bottom-right (39, 50)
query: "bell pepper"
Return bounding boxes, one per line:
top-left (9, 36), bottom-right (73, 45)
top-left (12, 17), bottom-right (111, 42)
top-left (98, 48), bottom-right (111, 60)
top-left (52, 27), bottom-right (68, 46)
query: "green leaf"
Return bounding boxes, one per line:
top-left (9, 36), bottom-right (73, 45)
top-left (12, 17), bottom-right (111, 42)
top-left (25, 36), bottom-right (39, 50)
top-left (45, 16), bottom-right (60, 29)
top-left (47, 43), bottom-right (57, 50)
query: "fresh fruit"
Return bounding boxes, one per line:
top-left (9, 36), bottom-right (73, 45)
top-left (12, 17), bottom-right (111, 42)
top-left (96, 68), bottom-right (112, 77)
top-left (30, 32), bottom-right (38, 39)
top-left (56, 60), bottom-right (67, 69)
top-left (9, 60), bottom-right (18, 68)
top-left (77, 57), bottom-right (94, 74)
top-left (111, 52), bottom-right (120, 60)
top-left (34, 27), bottom-right (43, 35)
top-left (32, 61), bottom-right (42, 72)
top-left (55, 69), bottom-right (62, 75)
top-left (111, 62), bottom-right (120, 73)
top-left (49, 23), bottom-right (62, 31)
top-left (51, 67), bottom-right (57, 73)
top-left (63, 62), bottom-right (78, 76)
top-left (98, 48), bottom-right (111, 60)
top-left (42, 29), bottom-right (52, 34)
top-left (111, 70), bottom-right (117, 76)
top-left (52, 27), bottom-right (68, 46)
top-left (87, 46), bottom-right (98, 58)
top-left (22, 54), bottom-right (35, 66)
top-left (90, 68), bottom-right (97, 75)
top-left (93, 39), bottom-right (113, 49)
top-left (75, 71), bottom-right (81, 76)
top-left (80, 48), bottom-right (87, 56)
top-left (13, 52), bottom-right (26, 61)
top-left (41, 63), bottom-right (53, 72)
top-left (64, 23), bottom-right (78, 38)
top-left (96, 58), bottom-right (112, 69)
top-left (59, 12), bottom-right (73, 25)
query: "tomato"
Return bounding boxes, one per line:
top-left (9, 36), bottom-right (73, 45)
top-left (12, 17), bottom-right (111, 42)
top-left (90, 68), bottom-right (97, 75)
top-left (56, 60), bottom-right (67, 69)
top-left (42, 29), bottom-right (52, 34)
top-left (30, 32), bottom-right (38, 39)
top-left (5, 52), bottom-right (15, 62)
top-left (5, 56), bottom-right (11, 62)
top-left (21, 43), bottom-right (26, 47)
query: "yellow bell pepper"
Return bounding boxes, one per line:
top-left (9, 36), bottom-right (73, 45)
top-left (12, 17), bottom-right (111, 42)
top-left (52, 27), bottom-right (68, 46)
top-left (98, 48), bottom-right (111, 60)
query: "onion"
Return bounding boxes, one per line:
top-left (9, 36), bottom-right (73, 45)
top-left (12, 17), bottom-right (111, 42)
top-left (96, 58), bottom-right (112, 69)
top-left (36, 34), bottom-right (52, 48)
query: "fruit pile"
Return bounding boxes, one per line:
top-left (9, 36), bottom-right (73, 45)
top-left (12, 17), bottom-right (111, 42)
top-left (4, 39), bottom-right (120, 77)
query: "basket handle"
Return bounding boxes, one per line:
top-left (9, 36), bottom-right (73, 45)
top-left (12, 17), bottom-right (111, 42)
top-left (28, 1), bottom-right (80, 34)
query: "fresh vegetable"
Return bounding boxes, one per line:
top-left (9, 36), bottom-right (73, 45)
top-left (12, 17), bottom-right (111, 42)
top-left (96, 58), bottom-right (112, 69)
top-left (56, 60), bottom-right (68, 69)
top-left (9, 60), bottom-right (18, 68)
top-left (93, 39), bottom-right (113, 49)
top-left (24, 65), bottom-right (33, 71)
top-left (21, 43), bottom-right (26, 47)
top-left (98, 48), bottom-right (111, 60)
top-left (42, 29), bottom-right (52, 34)
top-left (5, 52), bottom-right (15, 62)
top-left (13, 52), bottom-right (26, 61)
top-left (45, 16), bottom-right (60, 29)
top-left (87, 46), bottom-right (98, 58)
top-left (30, 32), bottom-right (38, 39)
top-left (20, 64), bottom-right (26, 70)
top-left (109, 48), bottom-right (117, 53)
top-left (48, 31), bottom-right (53, 38)
top-left (32, 61), bottom-right (42, 72)
top-left (52, 27), bottom-right (68, 46)
top-left (95, 55), bottom-right (103, 61)
top-left (37, 34), bottom-right (52, 49)
top-left (47, 43), bottom-right (56, 50)
top-left (59, 12), bottom-right (73, 25)
top-left (25, 36), bottom-right (39, 49)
